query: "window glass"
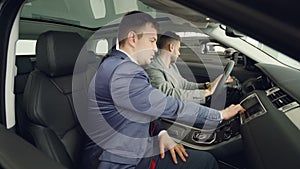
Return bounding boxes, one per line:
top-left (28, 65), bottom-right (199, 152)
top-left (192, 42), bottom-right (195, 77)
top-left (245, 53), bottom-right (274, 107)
top-left (113, 0), bottom-right (138, 14)
top-left (96, 39), bottom-right (108, 55)
top-left (214, 46), bottom-right (226, 52)
top-left (242, 36), bottom-right (300, 68)
top-left (176, 32), bottom-right (209, 38)
top-left (16, 40), bottom-right (36, 55)
top-left (90, 0), bottom-right (106, 19)
top-left (205, 42), bottom-right (226, 54)
top-left (178, 32), bottom-right (207, 60)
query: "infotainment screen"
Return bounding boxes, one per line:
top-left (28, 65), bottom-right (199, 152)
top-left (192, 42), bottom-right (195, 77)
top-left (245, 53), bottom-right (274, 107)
top-left (240, 93), bottom-right (266, 124)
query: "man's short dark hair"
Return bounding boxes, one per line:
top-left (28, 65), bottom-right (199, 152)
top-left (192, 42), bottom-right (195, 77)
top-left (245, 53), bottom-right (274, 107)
top-left (118, 11), bottom-right (159, 46)
top-left (158, 31), bottom-right (181, 49)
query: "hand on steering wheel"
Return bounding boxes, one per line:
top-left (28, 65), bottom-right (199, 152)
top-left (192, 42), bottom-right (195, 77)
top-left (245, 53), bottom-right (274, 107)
top-left (205, 61), bottom-right (235, 109)
top-left (212, 60), bottom-right (235, 97)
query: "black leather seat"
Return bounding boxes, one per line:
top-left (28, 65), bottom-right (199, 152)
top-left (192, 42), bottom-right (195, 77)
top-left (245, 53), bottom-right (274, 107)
top-left (23, 31), bottom-right (86, 168)
top-left (14, 57), bottom-right (33, 141)
top-left (85, 50), bottom-right (101, 82)
top-left (0, 124), bottom-right (67, 169)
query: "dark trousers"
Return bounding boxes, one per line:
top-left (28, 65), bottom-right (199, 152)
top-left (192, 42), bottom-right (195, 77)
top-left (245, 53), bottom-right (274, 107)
top-left (81, 144), bottom-right (219, 169)
top-left (154, 148), bottom-right (219, 169)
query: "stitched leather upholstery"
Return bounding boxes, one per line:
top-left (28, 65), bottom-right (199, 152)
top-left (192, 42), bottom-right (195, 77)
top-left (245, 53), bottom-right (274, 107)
top-left (23, 31), bottom-right (86, 168)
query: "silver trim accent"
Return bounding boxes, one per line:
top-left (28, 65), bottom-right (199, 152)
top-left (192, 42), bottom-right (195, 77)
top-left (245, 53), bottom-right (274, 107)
top-left (191, 131), bottom-right (216, 144)
top-left (265, 86), bottom-right (280, 96)
top-left (278, 101), bottom-right (300, 112)
top-left (161, 118), bottom-right (218, 145)
top-left (265, 87), bottom-right (299, 112)
top-left (286, 107), bottom-right (300, 130)
top-left (240, 93), bottom-right (267, 124)
top-left (162, 118), bottom-right (217, 132)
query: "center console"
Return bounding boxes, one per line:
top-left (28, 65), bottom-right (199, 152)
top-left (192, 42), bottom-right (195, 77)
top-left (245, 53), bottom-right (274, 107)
top-left (161, 114), bottom-right (241, 147)
top-left (160, 93), bottom-right (268, 150)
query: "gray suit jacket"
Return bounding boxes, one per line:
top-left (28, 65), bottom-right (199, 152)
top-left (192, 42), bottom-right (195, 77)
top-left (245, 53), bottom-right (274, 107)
top-left (145, 56), bottom-right (206, 104)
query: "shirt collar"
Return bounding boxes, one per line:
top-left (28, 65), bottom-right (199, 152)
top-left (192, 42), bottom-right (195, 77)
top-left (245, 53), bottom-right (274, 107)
top-left (117, 49), bottom-right (138, 64)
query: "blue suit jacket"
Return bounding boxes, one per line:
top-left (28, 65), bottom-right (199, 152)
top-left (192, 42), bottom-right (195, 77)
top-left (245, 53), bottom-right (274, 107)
top-left (87, 50), bottom-right (221, 169)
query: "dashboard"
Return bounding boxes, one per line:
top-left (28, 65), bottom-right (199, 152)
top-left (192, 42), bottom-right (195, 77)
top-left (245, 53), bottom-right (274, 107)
top-left (162, 62), bottom-right (300, 168)
top-left (239, 63), bottom-right (300, 169)
top-left (243, 63), bottom-right (300, 128)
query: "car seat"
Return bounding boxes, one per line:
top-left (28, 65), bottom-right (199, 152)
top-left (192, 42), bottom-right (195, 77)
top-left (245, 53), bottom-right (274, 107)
top-left (23, 31), bottom-right (87, 168)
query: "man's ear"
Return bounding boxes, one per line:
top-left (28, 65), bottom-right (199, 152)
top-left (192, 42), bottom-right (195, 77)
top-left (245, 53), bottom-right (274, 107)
top-left (127, 31), bottom-right (136, 47)
top-left (168, 43), bottom-right (174, 52)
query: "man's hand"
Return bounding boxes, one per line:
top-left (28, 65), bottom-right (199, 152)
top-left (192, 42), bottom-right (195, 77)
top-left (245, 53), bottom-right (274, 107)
top-left (205, 74), bottom-right (233, 97)
top-left (221, 104), bottom-right (245, 120)
top-left (226, 75), bottom-right (234, 83)
top-left (204, 75), bottom-right (221, 97)
top-left (158, 131), bottom-right (189, 164)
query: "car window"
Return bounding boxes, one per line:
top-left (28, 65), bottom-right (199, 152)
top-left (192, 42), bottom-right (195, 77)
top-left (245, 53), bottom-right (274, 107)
top-left (242, 36), bottom-right (300, 69)
top-left (176, 32), bottom-right (229, 63)
top-left (16, 40), bottom-right (36, 55)
top-left (90, 0), bottom-right (106, 19)
top-left (96, 39), bottom-right (108, 55)
top-left (113, 0), bottom-right (138, 14)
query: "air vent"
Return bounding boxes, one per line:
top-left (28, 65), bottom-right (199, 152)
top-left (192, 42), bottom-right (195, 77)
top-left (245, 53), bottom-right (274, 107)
top-left (266, 87), bottom-right (299, 112)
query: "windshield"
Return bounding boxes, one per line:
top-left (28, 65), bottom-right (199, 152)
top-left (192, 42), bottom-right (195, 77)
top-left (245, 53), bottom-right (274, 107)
top-left (242, 36), bottom-right (300, 69)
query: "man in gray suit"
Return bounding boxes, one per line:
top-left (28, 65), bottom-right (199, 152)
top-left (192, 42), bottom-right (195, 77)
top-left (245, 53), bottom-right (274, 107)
top-left (145, 31), bottom-right (227, 104)
top-left (86, 11), bottom-right (244, 169)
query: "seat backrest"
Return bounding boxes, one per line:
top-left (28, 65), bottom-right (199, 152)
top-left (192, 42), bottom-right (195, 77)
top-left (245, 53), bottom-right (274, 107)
top-left (85, 50), bottom-right (102, 83)
top-left (15, 57), bottom-right (33, 95)
top-left (14, 57), bottom-right (33, 140)
top-left (23, 31), bottom-right (86, 168)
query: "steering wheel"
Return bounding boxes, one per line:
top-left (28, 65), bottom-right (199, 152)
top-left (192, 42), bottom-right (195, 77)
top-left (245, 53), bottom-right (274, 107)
top-left (212, 60), bottom-right (235, 97)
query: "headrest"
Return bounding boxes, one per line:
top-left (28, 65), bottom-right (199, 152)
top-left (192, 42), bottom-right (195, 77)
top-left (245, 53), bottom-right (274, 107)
top-left (36, 31), bottom-right (85, 77)
top-left (16, 57), bottom-right (33, 74)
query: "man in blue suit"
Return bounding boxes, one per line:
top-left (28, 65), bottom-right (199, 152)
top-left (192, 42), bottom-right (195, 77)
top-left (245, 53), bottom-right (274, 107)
top-left (87, 11), bottom-right (245, 169)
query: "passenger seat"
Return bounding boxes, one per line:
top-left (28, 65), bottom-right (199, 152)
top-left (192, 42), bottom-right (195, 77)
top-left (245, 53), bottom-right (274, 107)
top-left (23, 31), bottom-right (87, 168)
